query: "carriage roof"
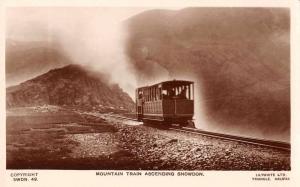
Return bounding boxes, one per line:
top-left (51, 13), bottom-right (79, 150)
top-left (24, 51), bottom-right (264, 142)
top-left (137, 80), bottom-right (193, 90)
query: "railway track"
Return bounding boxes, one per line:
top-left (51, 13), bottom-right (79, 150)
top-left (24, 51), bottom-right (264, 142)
top-left (104, 113), bottom-right (291, 152)
top-left (103, 113), bottom-right (139, 121)
top-left (169, 127), bottom-right (290, 152)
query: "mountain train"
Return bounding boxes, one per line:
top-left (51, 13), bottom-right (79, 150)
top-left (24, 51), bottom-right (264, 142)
top-left (136, 80), bottom-right (194, 127)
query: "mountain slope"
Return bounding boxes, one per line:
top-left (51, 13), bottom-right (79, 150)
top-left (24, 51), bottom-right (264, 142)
top-left (125, 8), bottom-right (290, 141)
top-left (6, 64), bottom-right (135, 111)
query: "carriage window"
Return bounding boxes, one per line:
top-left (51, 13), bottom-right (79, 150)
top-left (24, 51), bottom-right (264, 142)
top-left (152, 87), bottom-right (155, 101)
top-left (161, 84), bottom-right (194, 100)
top-left (157, 87), bottom-right (161, 100)
top-left (138, 91), bottom-right (143, 99)
top-left (158, 88), bottom-right (162, 100)
top-left (162, 89), bottom-right (167, 99)
top-left (178, 86), bottom-right (187, 99)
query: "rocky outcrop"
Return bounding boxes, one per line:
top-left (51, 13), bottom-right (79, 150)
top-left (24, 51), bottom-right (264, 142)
top-left (6, 64), bottom-right (135, 111)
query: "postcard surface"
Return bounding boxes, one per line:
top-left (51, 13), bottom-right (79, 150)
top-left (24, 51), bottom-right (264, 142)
top-left (1, 0), bottom-right (299, 187)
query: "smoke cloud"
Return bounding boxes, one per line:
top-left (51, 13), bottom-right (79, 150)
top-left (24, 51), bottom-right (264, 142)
top-left (6, 7), bottom-right (151, 98)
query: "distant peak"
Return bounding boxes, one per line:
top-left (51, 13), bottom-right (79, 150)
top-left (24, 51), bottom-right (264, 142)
top-left (63, 63), bottom-right (83, 69)
top-left (53, 64), bottom-right (86, 73)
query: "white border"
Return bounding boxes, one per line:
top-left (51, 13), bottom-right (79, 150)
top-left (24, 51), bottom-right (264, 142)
top-left (1, 1), bottom-right (299, 187)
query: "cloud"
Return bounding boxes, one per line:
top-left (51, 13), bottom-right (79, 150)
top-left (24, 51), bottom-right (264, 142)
top-left (6, 7), bottom-right (149, 98)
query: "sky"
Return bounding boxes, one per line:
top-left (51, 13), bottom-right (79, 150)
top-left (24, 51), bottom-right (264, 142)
top-left (6, 7), bottom-right (160, 98)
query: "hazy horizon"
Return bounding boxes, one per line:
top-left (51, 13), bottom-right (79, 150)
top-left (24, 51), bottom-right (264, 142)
top-left (6, 7), bottom-right (175, 98)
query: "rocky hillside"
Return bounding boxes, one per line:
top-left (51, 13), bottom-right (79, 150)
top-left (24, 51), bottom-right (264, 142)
top-left (125, 8), bottom-right (290, 141)
top-left (6, 64), bottom-right (135, 112)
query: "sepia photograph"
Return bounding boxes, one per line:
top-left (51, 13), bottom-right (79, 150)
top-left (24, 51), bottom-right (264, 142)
top-left (5, 6), bottom-right (291, 171)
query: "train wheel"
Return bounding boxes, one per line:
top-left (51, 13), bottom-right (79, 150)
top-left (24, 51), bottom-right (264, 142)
top-left (179, 120), bottom-right (195, 128)
top-left (142, 119), bottom-right (151, 126)
top-left (142, 119), bottom-right (170, 129)
top-left (186, 120), bottom-right (195, 128)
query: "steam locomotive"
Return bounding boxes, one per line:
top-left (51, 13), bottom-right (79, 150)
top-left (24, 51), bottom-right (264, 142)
top-left (136, 80), bottom-right (194, 127)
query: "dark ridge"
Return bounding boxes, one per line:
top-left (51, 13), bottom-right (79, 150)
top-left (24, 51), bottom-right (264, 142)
top-left (6, 64), bottom-right (135, 112)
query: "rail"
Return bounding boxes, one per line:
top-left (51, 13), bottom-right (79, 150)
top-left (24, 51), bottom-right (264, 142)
top-left (104, 113), bottom-right (291, 152)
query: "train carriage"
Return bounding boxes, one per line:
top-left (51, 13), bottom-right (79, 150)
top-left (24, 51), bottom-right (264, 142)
top-left (136, 80), bottom-right (194, 126)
